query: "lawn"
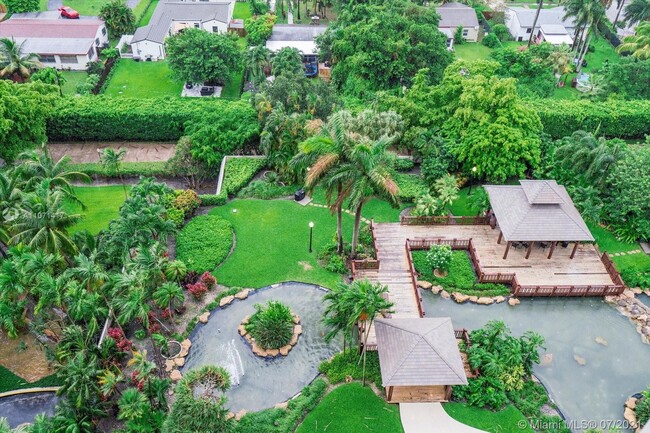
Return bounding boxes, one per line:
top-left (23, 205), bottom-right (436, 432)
top-left (0, 366), bottom-right (61, 394)
top-left (454, 43), bottom-right (493, 61)
top-left (444, 403), bottom-right (534, 433)
top-left (450, 187), bottom-right (483, 216)
top-left (65, 186), bottom-right (128, 235)
top-left (295, 383), bottom-right (404, 433)
top-left (586, 222), bottom-right (650, 272)
top-left (135, 0), bottom-right (159, 26)
top-left (233, 1), bottom-right (251, 20)
top-left (221, 38), bottom-right (247, 100)
top-left (209, 199), bottom-right (356, 288)
top-left (104, 60), bottom-right (183, 98)
top-left (50, 0), bottom-right (111, 15)
top-left (310, 187), bottom-right (405, 223)
top-left (60, 71), bottom-right (87, 96)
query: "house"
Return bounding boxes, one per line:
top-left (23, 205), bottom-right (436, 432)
top-left (265, 24), bottom-right (328, 77)
top-left (0, 11), bottom-right (108, 71)
top-left (129, 0), bottom-right (234, 61)
top-left (505, 6), bottom-right (578, 43)
top-left (536, 23), bottom-right (573, 45)
top-left (435, 2), bottom-right (480, 49)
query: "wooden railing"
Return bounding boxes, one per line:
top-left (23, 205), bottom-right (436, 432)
top-left (400, 215), bottom-right (490, 226)
top-left (407, 238), bottom-right (470, 250)
top-left (405, 241), bottom-right (425, 318)
top-left (513, 284), bottom-right (624, 297)
top-left (601, 252), bottom-right (625, 287)
top-left (454, 328), bottom-right (480, 378)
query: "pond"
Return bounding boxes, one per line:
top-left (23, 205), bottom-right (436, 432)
top-left (0, 392), bottom-right (59, 428)
top-left (183, 282), bottom-right (340, 412)
top-left (639, 294), bottom-right (650, 309)
top-left (421, 293), bottom-right (650, 431)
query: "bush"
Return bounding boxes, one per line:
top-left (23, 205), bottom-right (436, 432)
top-left (171, 189), bottom-right (201, 217)
top-left (246, 13), bottom-right (276, 45)
top-left (492, 24), bottom-right (511, 42)
top-left (426, 244), bottom-right (452, 271)
top-left (187, 281), bottom-right (208, 300)
top-left (395, 173), bottom-right (429, 202)
top-left (325, 254), bottom-right (348, 274)
top-left (176, 215), bottom-right (233, 272)
top-left (198, 192), bottom-right (228, 206)
top-left (393, 157), bottom-right (414, 172)
top-left (4, 0), bottom-right (38, 13)
top-left (482, 33), bottom-right (500, 48)
top-left (621, 269), bottom-right (650, 289)
top-left (238, 180), bottom-right (297, 199)
top-left (637, 389), bottom-right (650, 427)
top-left (319, 350), bottom-right (383, 389)
top-left (77, 74), bottom-right (100, 95)
top-left (68, 161), bottom-right (172, 178)
top-left (221, 157), bottom-right (267, 195)
top-left (245, 301), bottom-right (294, 350)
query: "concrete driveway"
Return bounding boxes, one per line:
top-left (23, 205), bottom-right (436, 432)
top-left (399, 403), bottom-right (489, 433)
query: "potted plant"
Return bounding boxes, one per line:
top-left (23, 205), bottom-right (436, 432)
top-left (426, 244), bottom-right (453, 278)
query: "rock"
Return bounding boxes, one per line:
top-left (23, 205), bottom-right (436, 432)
top-left (293, 315), bottom-right (301, 324)
top-left (468, 296), bottom-right (478, 303)
top-left (241, 315), bottom-right (250, 325)
top-left (226, 412), bottom-right (235, 421)
top-left (618, 300), bottom-right (629, 307)
top-left (440, 290), bottom-right (451, 299)
top-left (235, 289), bottom-right (251, 300)
top-left (238, 324), bottom-right (248, 336)
top-left (289, 334), bottom-right (299, 346)
top-left (267, 348), bottom-right (279, 357)
top-left (235, 409), bottom-right (247, 421)
top-left (540, 353), bottom-right (553, 367)
top-left (623, 289), bottom-right (636, 299)
top-left (573, 354), bottom-right (587, 366)
top-left (477, 297), bottom-right (494, 305)
top-left (642, 326), bottom-right (650, 336)
top-left (198, 312), bottom-right (210, 323)
top-left (631, 287), bottom-right (643, 295)
top-left (274, 402), bottom-right (288, 410)
top-left (644, 290), bottom-right (650, 297)
top-left (638, 314), bottom-right (648, 322)
top-left (294, 325), bottom-right (303, 336)
top-left (165, 359), bottom-right (175, 372)
top-left (417, 280), bottom-right (433, 290)
top-left (453, 293), bottom-right (470, 303)
top-left (179, 339), bottom-right (192, 357)
top-left (280, 345), bottom-right (292, 356)
top-left (219, 295), bottom-right (235, 307)
top-left (170, 370), bottom-right (182, 381)
top-left (604, 296), bottom-right (618, 304)
top-left (173, 357), bottom-right (185, 367)
top-left (624, 407), bottom-right (638, 428)
top-left (595, 336), bottom-right (608, 346)
top-left (626, 397), bottom-right (638, 410)
top-left (494, 296), bottom-right (506, 303)
top-left (245, 333), bottom-right (253, 344)
top-left (508, 298), bottom-right (521, 306)
top-left (431, 286), bottom-right (443, 294)
top-left (252, 342), bottom-right (266, 357)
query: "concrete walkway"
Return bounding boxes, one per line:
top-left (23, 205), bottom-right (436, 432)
top-left (49, 142), bottom-right (176, 163)
top-left (399, 403), bottom-right (489, 433)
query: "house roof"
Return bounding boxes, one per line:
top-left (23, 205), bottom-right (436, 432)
top-left (436, 2), bottom-right (479, 29)
top-left (375, 318), bottom-right (468, 387)
top-left (17, 37), bottom-right (94, 55)
top-left (508, 6), bottom-right (576, 29)
top-left (484, 180), bottom-right (594, 242)
top-left (540, 24), bottom-right (573, 44)
top-left (132, 0), bottom-right (232, 44)
top-left (265, 24), bottom-right (327, 55)
top-left (0, 18), bottom-right (104, 39)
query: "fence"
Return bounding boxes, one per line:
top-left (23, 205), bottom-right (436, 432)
top-left (454, 328), bottom-right (479, 378)
top-left (404, 242), bottom-right (425, 318)
top-left (400, 215), bottom-right (490, 226)
top-left (350, 221), bottom-right (380, 279)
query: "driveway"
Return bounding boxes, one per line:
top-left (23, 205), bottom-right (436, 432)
top-left (399, 403), bottom-right (489, 433)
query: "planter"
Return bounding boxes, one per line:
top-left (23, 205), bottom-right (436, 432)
top-left (239, 313), bottom-right (302, 358)
top-left (161, 340), bottom-right (182, 360)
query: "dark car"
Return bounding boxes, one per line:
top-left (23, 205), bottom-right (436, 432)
top-left (58, 6), bottom-right (80, 19)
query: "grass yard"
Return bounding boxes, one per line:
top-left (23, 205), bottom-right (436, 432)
top-left (209, 199), bottom-right (355, 288)
top-left (65, 186), bottom-right (128, 235)
top-left (221, 38), bottom-right (247, 100)
top-left (60, 71), bottom-right (87, 96)
top-left (450, 187), bottom-right (482, 216)
top-left (295, 383), bottom-right (404, 433)
top-left (444, 403), bottom-right (534, 433)
top-left (104, 60), bottom-right (183, 98)
top-left (233, 1), bottom-right (251, 20)
top-left (135, 0), bottom-right (159, 26)
top-left (454, 43), bottom-right (493, 61)
top-left (310, 187), bottom-right (405, 223)
top-left (587, 222), bottom-right (650, 272)
top-left (50, 0), bottom-right (111, 15)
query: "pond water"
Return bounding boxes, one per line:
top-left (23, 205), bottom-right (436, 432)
top-left (421, 293), bottom-right (650, 431)
top-left (183, 282), bottom-right (340, 412)
top-left (639, 294), bottom-right (650, 309)
top-left (0, 392), bottom-right (59, 428)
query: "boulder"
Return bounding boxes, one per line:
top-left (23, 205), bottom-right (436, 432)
top-left (453, 293), bottom-right (470, 303)
top-left (642, 326), bottom-right (650, 336)
top-left (623, 289), bottom-right (636, 299)
top-left (468, 296), bottom-right (478, 303)
top-left (494, 296), bottom-right (506, 304)
top-left (477, 297), bottom-right (494, 305)
top-left (631, 287), bottom-right (643, 295)
top-left (245, 334), bottom-right (253, 344)
top-left (165, 359), bottom-right (175, 372)
top-left (241, 315), bottom-right (250, 325)
top-left (179, 339), bottom-right (192, 357)
top-left (508, 298), bottom-right (520, 306)
top-left (235, 409), bottom-right (247, 421)
top-left (235, 289), bottom-right (251, 300)
top-left (417, 280), bottom-right (433, 290)
top-left (626, 397), bottom-right (638, 410)
top-left (280, 345), bottom-right (292, 356)
top-left (431, 286), bottom-right (443, 294)
top-left (219, 295), bottom-right (235, 307)
top-left (293, 315), bottom-right (301, 324)
top-left (644, 290), bottom-right (650, 297)
top-left (289, 334), bottom-right (299, 346)
top-left (170, 370), bottom-right (182, 382)
top-left (294, 325), bottom-right (303, 336)
top-left (595, 336), bottom-right (608, 346)
top-left (573, 354), bottom-right (587, 366)
top-left (540, 353), bottom-right (553, 367)
top-left (173, 357), bottom-right (185, 367)
top-left (440, 290), bottom-right (451, 300)
top-left (198, 312), bottom-right (210, 324)
top-left (624, 407), bottom-right (637, 428)
top-left (252, 342), bottom-right (266, 357)
top-left (267, 348), bottom-right (279, 357)
top-left (238, 324), bottom-right (248, 336)
top-left (226, 412), bottom-right (235, 421)
top-left (274, 401), bottom-right (288, 410)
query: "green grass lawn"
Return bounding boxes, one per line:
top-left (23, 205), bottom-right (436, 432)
top-left (221, 38), bottom-right (247, 100)
top-left (454, 43), bottom-right (493, 61)
top-left (135, 0), bottom-right (159, 26)
top-left (586, 222), bottom-right (650, 273)
top-left (104, 60), bottom-right (183, 98)
top-left (310, 187), bottom-right (405, 223)
top-left (444, 403), bottom-right (534, 433)
top-left (450, 187), bottom-right (483, 216)
top-left (65, 186), bottom-right (128, 235)
top-left (52, 0), bottom-right (111, 15)
top-left (0, 366), bottom-right (61, 393)
top-left (60, 71), bottom-right (87, 96)
top-left (295, 383), bottom-right (404, 433)
top-left (209, 199), bottom-right (355, 288)
top-left (233, 1), bottom-right (251, 19)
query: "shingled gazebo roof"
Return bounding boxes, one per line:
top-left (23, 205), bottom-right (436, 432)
top-left (375, 318), bottom-right (468, 387)
top-left (484, 180), bottom-right (594, 242)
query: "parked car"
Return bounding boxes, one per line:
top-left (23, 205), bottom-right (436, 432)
top-left (58, 6), bottom-right (79, 19)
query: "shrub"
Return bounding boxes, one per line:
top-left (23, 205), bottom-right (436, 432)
top-left (171, 189), bottom-right (201, 217)
top-left (393, 157), bottom-right (414, 172)
top-left (426, 244), bottom-right (453, 271)
top-left (319, 350), bottom-right (383, 389)
top-left (395, 173), bottom-right (429, 202)
top-left (221, 157), bottom-right (267, 195)
top-left (200, 271), bottom-right (217, 288)
top-left (77, 74), bottom-right (100, 95)
top-left (4, 0), bottom-right (38, 12)
top-left (245, 301), bottom-right (294, 350)
top-left (246, 13), bottom-right (276, 46)
top-left (187, 281), bottom-right (208, 300)
top-left (637, 390), bottom-right (650, 427)
top-left (621, 269), bottom-right (650, 289)
top-left (492, 24), bottom-right (511, 42)
top-left (482, 33), bottom-right (500, 48)
top-left (198, 192), bottom-right (228, 206)
top-left (454, 26), bottom-right (464, 45)
top-left (237, 180), bottom-right (297, 199)
top-left (325, 254), bottom-right (348, 274)
top-left (176, 215), bottom-right (233, 272)
top-left (167, 207), bottom-right (185, 228)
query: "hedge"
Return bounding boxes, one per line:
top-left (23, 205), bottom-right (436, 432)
top-left (529, 99), bottom-right (650, 139)
top-left (198, 191), bottom-right (228, 206)
top-left (68, 161), bottom-right (172, 177)
top-left (221, 157), bottom-right (267, 195)
top-left (176, 215), bottom-right (233, 272)
top-left (46, 97), bottom-right (256, 142)
top-left (395, 173), bottom-right (429, 202)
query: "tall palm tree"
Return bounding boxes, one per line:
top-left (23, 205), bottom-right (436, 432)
top-left (624, 0), bottom-right (650, 24)
top-left (322, 281), bottom-right (356, 352)
top-left (99, 148), bottom-right (128, 199)
top-left (434, 174), bottom-right (459, 213)
top-left (65, 252), bottom-right (109, 292)
top-left (0, 38), bottom-right (41, 82)
top-left (617, 21), bottom-right (650, 59)
top-left (564, 0), bottom-right (606, 71)
top-left (56, 352), bottom-right (101, 409)
top-left (528, 0), bottom-right (544, 47)
top-left (245, 45), bottom-right (272, 85)
top-left (112, 279), bottom-right (151, 328)
top-left (153, 282), bottom-right (184, 318)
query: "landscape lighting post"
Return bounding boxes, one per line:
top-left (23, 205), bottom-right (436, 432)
top-left (468, 166), bottom-right (477, 195)
top-left (309, 222), bottom-right (314, 253)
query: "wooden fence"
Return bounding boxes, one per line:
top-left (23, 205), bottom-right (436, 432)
top-left (404, 242), bottom-right (425, 318)
top-left (454, 328), bottom-right (479, 378)
top-left (400, 215), bottom-right (490, 226)
top-left (350, 221), bottom-right (380, 279)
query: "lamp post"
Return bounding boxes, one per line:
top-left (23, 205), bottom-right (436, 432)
top-left (468, 166), bottom-right (477, 195)
top-left (308, 222), bottom-right (314, 253)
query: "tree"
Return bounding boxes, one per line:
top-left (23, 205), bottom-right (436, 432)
top-left (0, 37), bottom-right (40, 82)
top-left (165, 136), bottom-right (212, 190)
top-left (454, 26), bottom-right (465, 45)
top-left (624, 0), bottom-right (650, 25)
top-left (563, 0), bottom-right (606, 71)
top-left (165, 29), bottom-right (241, 85)
top-left (271, 47), bottom-right (304, 76)
top-left (244, 45), bottom-right (271, 85)
top-left (490, 43), bottom-right (557, 97)
top-left (547, 43), bottom-right (573, 85)
top-left (433, 174), bottom-right (459, 211)
top-left (322, 282), bottom-right (356, 353)
top-left (603, 57), bottom-right (650, 99)
top-left (153, 282), bottom-right (184, 318)
top-left (260, 107), bottom-right (309, 183)
top-left (31, 67), bottom-right (65, 96)
top-left (99, 148), bottom-right (127, 199)
top-left (245, 13), bottom-right (276, 46)
top-left (99, 0), bottom-right (136, 37)
top-left (3, 0), bottom-right (38, 13)
top-left (618, 22), bottom-right (650, 59)
top-left (56, 353), bottom-right (101, 410)
top-left (118, 388), bottom-right (149, 422)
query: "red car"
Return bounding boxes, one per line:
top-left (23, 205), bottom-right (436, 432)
top-left (58, 6), bottom-right (79, 19)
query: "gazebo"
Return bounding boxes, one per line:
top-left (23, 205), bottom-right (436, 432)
top-left (484, 180), bottom-right (595, 260)
top-left (375, 318), bottom-right (468, 403)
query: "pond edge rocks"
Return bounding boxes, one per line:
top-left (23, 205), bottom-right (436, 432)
top-left (605, 288), bottom-right (650, 345)
top-left (239, 313), bottom-right (302, 358)
top-left (623, 393), bottom-right (644, 432)
top-left (417, 280), bottom-right (516, 306)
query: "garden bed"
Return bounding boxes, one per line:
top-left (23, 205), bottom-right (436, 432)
top-left (176, 214), bottom-right (234, 272)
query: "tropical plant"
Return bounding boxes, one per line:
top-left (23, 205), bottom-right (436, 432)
top-left (99, 148), bottom-right (128, 199)
top-left (636, 387), bottom-right (650, 427)
top-left (322, 282), bottom-right (357, 353)
top-left (153, 282), bottom-right (184, 318)
top-left (618, 22), bottom-right (650, 59)
top-left (547, 44), bottom-right (573, 85)
top-left (118, 388), bottom-right (149, 422)
top-left (563, 0), bottom-right (606, 71)
top-left (426, 244), bottom-right (453, 272)
top-left (165, 260), bottom-right (187, 282)
top-left (624, 0), bottom-right (650, 25)
top-left (413, 193), bottom-right (440, 217)
top-left (30, 67), bottom-right (66, 95)
top-left (99, 0), bottom-right (136, 37)
top-left (433, 174), bottom-right (459, 212)
top-left (245, 45), bottom-right (271, 85)
top-left (0, 37), bottom-right (41, 81)
top-left (98, 368), bottom-right (124, 398)
top-left (271, 46), bottom-right (304, 77)
top-left (246, 300), bottom-right (295, 350)
top-left (56, 353), bottom-right (101, 410)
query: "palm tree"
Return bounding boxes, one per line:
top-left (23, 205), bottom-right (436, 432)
top-left (113, 283), bottom-right (151, 328)
top-left (128, 350), bottom-right (156, 381)
top-left (153, 282), bottom-right (184, 318)
top-left (117, 388), bottom-right (149, 422)
top-left (56, 353), bottom-right (101, 409)
top-left (66, 252), bottom-right (109, 292)
top-left (528, 0), bottom-right (544, 47)
top-left (245, 44), bottom-right (271, 85)
top-left (271, 47), bottom-right (304, 77)
top-left (143, 376), bottom-right (171, 410)
top-left (99, 148), bottom-right (128, 199)
top-left (0, 38), bottom-right (41, 82)
top-left (98, 369), bottom-right (124, 398)
top-left (624, 0), bottom-right (650, 25)
top-left (618, 21), bottom-right (650, 59)
top-left (165, 259), bottom-right (187, 282)
top-left (547, 44), bottom-right (573, 85)
top-left (434, 174), bottom-right (459, 213)
top-left (322, 282), bottom-right (357, 352)
top-left (566, 0), bottom-right (606, 71)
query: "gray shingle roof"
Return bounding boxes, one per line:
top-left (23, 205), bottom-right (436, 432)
top-left (436, 2), bottom-right (479, 29)
top-left (132, 0), bottom-right (231, 44)
top-left (508, 6), bottom-right (576, 29)
top-left (375, 318), bottom-right (468, 387)
top-left (267, 24), bottom-right (327, 42)
top-left (484, 180), bottom-right (594, 242)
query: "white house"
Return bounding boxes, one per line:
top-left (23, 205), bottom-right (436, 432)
top-left (536, 23), bottom-right (573, 45)
top-left (0, 11), bottom-right (108, 70)
top-left (130, 0), bottom-right (234, 61)
top-left (265, 24), bottom-right (327, 56)
top-left (436, 2), bottom-right (480, 48)
top-left (505, 6), bottom-right (578, 43)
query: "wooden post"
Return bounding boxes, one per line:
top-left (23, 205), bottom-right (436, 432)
top-left (547, 241), bottom-right (556, 259)
top-left (570, 241), bottom-right (579, 259)
top-left (497, 231), bottom-right (503, 244)
top-left (502, 241), bottom-right (511, 260)
top-left (525, 241), bottom-right (534, 259)
top-left (387, 386), bottom-right (393, 402)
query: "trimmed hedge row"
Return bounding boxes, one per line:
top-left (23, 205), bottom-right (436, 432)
top-left (395, 173), bottom-right (429, 202)
top-left (198, 192), bottom-right (228, 206)
top-left (47, 97), bottom-right (256, 141)
top-left (529, 99), bottom-right (650, 139)
top-left (68, 161), bottom-right (171, 177)
top-left (221, 157), bottom-right (267, 195)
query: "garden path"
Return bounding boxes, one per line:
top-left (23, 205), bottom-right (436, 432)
top-left (399, 403), bottom-right (488, 433)
top-left (49, 142), bottom-right (176, 163)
